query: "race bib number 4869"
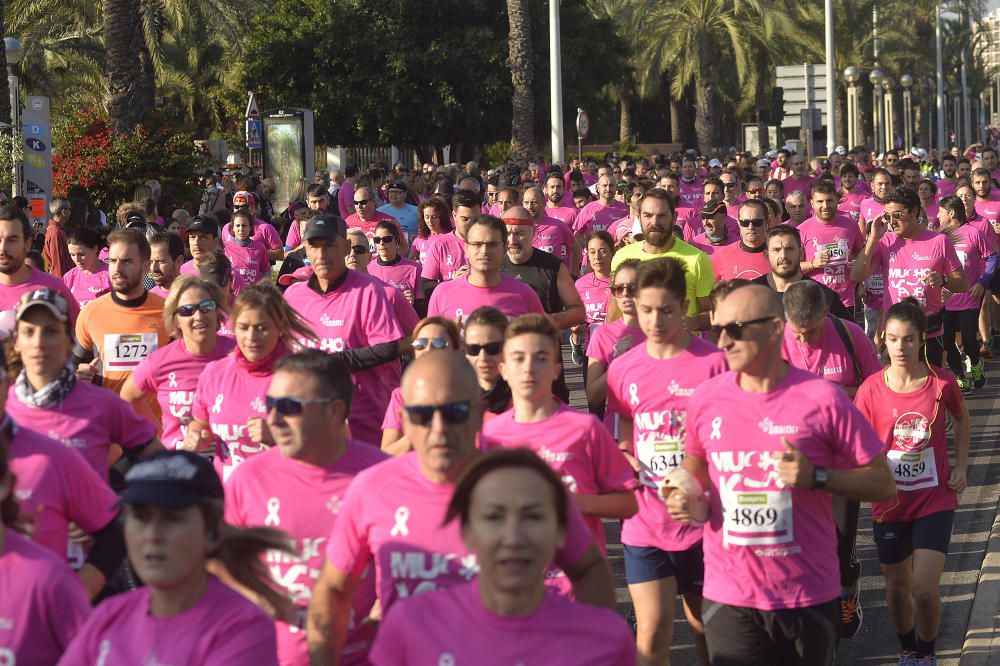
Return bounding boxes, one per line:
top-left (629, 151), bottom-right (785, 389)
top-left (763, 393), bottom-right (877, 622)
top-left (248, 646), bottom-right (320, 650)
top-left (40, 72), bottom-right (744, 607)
top-left (722, 489), bottom-right (793, 547)
top-left (104, 333), bottom-right (158, 370)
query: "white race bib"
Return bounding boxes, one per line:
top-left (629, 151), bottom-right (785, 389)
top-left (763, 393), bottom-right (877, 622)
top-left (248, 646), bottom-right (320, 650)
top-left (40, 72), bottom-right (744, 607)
top-left (956, 249), bottom-right (968, 269)
top-left (636, 437), bottom-right (683, 487)
top-left (823, 239), bottom-right (848, 264)
top-left (887, 448), bottom-right (938, 491)
top-left (103, 333), bottom-right (158, 371)
top-left (722, 489), bottom-right (794, 547)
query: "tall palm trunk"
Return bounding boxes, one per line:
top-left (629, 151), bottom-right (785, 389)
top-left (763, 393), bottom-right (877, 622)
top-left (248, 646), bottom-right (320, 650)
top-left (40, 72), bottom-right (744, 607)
top-left (669, 95), bottom-right (682, 145)
top-left (506, 0), bottom-right (534, 163)
top-left (693, 39), bottom-right (716, 152)
top-left (104, 0), bottom-right (144, 133)
top-left (0, 0), bottom-right (10, 128)
top-left (619, 85), bottom-right (632, 144)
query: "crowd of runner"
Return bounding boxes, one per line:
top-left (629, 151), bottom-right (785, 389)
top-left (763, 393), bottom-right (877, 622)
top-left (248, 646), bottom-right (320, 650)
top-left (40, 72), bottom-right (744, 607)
top-left (0, 139), bottom-right (992, 665)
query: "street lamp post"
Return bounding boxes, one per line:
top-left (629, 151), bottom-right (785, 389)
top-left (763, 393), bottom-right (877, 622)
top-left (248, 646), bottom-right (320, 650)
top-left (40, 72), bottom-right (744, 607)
top-left (4, 37), bottom-right (23, 198)
top-left (844, 66), bottom-right (861, 149)
top-left (900, 74), bottom-right (913, 149)
top-left (824, 0), bottom-right (836, 154)
top-left (871, 69), bottom-right (885, 153)
top-left (548, 0), bottom-right (564, 164)
top-left (952, 82), bottom-right (962, 147)
top-left (883, 76), bottom-right (896, 151)
top-left (936, 6), bottom-right (946, 153)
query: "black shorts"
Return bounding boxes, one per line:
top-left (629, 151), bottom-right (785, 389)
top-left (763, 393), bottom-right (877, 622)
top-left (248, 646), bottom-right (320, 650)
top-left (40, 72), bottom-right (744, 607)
top-left (623, 542), bottom-right (704, 594)
top-left (702, 598), bottom-right (839, 666)
top-left (872, 510), bottom-right (955, 564)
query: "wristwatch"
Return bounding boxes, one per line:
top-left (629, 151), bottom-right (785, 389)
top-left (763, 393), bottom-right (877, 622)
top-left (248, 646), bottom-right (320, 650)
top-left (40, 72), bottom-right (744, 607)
top-left (812, 466), bottom-right (830, 490)
top-left (941, 273), bottom-right (949, 286)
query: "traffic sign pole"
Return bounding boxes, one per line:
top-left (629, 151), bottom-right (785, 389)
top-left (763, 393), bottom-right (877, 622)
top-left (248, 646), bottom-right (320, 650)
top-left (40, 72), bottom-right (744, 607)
top-left (576, 108), bottom-right (589, 163)
top-left (245, 92), bottom-right (262, 173)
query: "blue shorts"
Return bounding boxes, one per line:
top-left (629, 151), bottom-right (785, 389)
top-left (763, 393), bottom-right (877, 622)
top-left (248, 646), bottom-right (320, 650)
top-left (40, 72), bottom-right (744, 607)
top-left (623, 542), bottom-right (704, 593)
top-left (872, 510), bottom-right (955, 565)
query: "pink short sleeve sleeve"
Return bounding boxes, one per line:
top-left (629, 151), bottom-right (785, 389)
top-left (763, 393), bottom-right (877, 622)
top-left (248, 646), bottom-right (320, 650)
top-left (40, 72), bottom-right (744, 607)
top-left (62, 448), bottom-right (118, 533)
top-left (132, 355), bottom-right (156, 394)
top-left (325, 475), bottom-right (373, 577)
top-left (191, 370), bottom-right (214, 423)
top-left (111, 393), bottom-right (158, 449)
top-left (589, 421), bottom-right (638, 493)
top-left (942, 235), bottom-right (963, 274)
top-left (552, 500), bottom-right (596, 571)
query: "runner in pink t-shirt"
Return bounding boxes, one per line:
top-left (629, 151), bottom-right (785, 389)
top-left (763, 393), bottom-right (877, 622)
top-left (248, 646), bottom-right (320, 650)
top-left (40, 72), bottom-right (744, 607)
top-left (853, 300), bottom-right (970, 665)
top-left (307, 353), bottom-right (612, 662)
top-left (605, 257), bottom-right (727, 665)
top-left (226, 353), bottom-right (388, 666)
top-left (420, 191), bottom-right (479, 282)
top-left (522, 186), bottom-right (578, 273)
top-left (710, 211), bottom-right (771, 281)
top-left (799, 182), bottom-right (865, 308)
top-left (126, 277), bottom-right (236, 449)
top-left (572, 231), bottom-right (613, 361)
top-left (664, 284), bottom-right (893, 665)
top-left (573, 180), bottom-right (628, 236)
top-left (63, 263), bottom-right (111, 309)
top-left (221, 218), bottom-right (283, 256)
top-left (368, 220), bottom-right (421, 303)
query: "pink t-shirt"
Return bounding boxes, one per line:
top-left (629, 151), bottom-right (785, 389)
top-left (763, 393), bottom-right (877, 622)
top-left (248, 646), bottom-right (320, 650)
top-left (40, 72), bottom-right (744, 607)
top-left (345, 211), bottom-right (402, 249)
top-left (381, 280), bottom-right (419, 335)
top-left (685, 368), bottom-right (884, 610)
top-left (325, 452), bottom-right (594, 614)
top-left (710, 243), bottom-right (771, 281)
top-left (223, 238), bottom-right (271, 285)
top-left (58, 575), bottom-right (278, 666)
top-left (338, 182), bottom-right (356, 219)
top-left (586, 319), bottom-right (646, 368)
top-left (533, 216), bottom-right (576, 271)
top-left (781, 317), bottom-right (882, 388)
top-left (689, 231), bottom-right (738, 256)
top-left (381, 387), bottom-right (404, 432)
top-left (226, 443), bottom-right (387, 666)
top-left (946, 223), bottom-right (994, 311)
top-left (481, 404), bottom-right (638, 551)
top-left (6, 380), bottom-right (156, 479)
top-left (854, 369), bottom-right (963, 522)
top-left (370, 581), bottom-right (636, 666)
top-left (284, 272), bottom-right (404, 445)
top-left (575, 273), bottom-right (610, 326)
top-left (191, 354), bottom-right (274, 481)
top-left (573, 200), bottom-right (628, 235)
top-left (545, 204), bottom-right (578, 228)
top-left (782, 175), bottom-right (817, 200)
top-left (798, 215), bottom-right (865, 307)
top-left (838, 191), bottom-right (867, 223)
top-left (975, 196), bottom-right (1000, 226)
top-left (858, 197), bottom-right (884, 227)
top-left (682, 215), bottom-right (740, 243)
top-left (133, 336), bottom-right (237, 450)
top-left (427, 275), bottom-right (544, 322)
top-left (677, 178), bottom-right (703, 208)
top-left (870, 229), bottom-right (963, 324)
top-left (149, 284), bottom-right (170, 299)
top-left (922, 200), bottom-right (940, 228)
top-left (63, 263), bottom-right (111, 308)
top-left (8, 425), bottom-right (118, 564)
top-left (409, 236), bottom-right (433, 264)
top-left (180, 258), bottom-right (247, 294)
top-left (968, 212), bottom-right (1000, 254)
top-left (0, 267), bottom-right (81, 334)
top-left (0, 528), bottom-right (91, 665)
top-left (420, 232), bottom-right (468, 281)
top-left (606, 338), bottom-right (727, 551)
top-left (368, 257), bottom-right (421, 296)
top-left (222, 220), bottom-right (282, 251)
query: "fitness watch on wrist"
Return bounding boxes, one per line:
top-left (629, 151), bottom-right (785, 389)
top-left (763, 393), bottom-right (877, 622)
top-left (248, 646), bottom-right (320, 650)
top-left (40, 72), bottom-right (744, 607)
top-left (812, 466), bottom-right (829, 490)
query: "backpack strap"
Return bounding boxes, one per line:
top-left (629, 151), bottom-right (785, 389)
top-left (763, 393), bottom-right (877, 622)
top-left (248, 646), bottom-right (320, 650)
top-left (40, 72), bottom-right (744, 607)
top-left (829, 315), bottom-right (863, 386)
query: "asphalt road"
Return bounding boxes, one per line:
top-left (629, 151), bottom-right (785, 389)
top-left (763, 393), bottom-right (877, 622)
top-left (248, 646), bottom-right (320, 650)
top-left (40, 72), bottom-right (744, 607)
top-left (561, 346), bottom-right (1000, 666)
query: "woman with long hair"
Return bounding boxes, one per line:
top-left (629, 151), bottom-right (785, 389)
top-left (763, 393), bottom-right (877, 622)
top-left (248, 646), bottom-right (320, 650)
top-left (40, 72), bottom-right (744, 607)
top-left (410, 197), bottom-right (454, 263)
top-left (123, 277), bottom-right (237, 450)
top-left (59, 450), bottom-right (292, 664)
top-left (184, 283), bottom-right (314, 481)
top-left (571, 230), bottom-right (614, 367)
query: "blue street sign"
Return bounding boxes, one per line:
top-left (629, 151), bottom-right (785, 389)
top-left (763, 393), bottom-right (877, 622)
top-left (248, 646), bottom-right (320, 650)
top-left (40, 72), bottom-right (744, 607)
top-left (25, 137), bottom-right (45, 151)
top-left (246, 118), bottom-right (262, 150)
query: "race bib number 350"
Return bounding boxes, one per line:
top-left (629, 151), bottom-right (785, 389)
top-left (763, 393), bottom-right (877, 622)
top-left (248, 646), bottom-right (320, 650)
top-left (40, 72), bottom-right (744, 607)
top-left (722, 489), bottom-right (793, 547)
top-left (104, 333), bottom-right (158, 370)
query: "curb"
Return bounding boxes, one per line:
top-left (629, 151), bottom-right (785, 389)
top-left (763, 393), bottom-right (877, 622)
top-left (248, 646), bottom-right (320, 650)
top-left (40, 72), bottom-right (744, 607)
top-left (961, 506), bottom-right (1000, 664)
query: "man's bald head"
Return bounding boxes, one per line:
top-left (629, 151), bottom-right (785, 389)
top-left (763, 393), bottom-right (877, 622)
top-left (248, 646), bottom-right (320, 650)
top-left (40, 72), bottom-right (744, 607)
top-left (356, 187), bottom-right (373, 200)
top-left (503, 205), bottom-right (534, 224)
top-left (402, 351), bottom-right (479, 404)
top-left (718, 283), bottom-right (784, 321)
top-left (521, 187), bottom-right (545, 220)
top-left (713, 283), bottom-right (785, 374)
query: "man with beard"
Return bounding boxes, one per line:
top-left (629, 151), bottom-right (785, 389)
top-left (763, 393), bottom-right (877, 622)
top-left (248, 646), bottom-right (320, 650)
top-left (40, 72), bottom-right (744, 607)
top-left (752, 225), bottom-right (853, 320)
top-left (937, 154), bottom-right (958, 199)
top-left (523, 186), bottom-right (579, 275)
top-left (544, 172), bottom-right (579, 228)
top-left (711, 199), bottom-right (772, 281)
top-left (73, 230), bottom-right (170, 402)
top-left (612, 189), bottom-right (714, 331)
top-left (148, 232), bottom-right (185, 298)
top-left (0, 204), bottom-right (80, 332)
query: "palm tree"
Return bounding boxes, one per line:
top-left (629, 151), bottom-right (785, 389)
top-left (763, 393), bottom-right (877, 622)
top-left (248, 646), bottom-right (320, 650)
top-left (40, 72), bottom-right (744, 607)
top-left (103, 0), bottom-right (144, 132)
top-left (0, 1), bottom-right (10, 127)
top-left (506, 0), bottom-right (534, 162)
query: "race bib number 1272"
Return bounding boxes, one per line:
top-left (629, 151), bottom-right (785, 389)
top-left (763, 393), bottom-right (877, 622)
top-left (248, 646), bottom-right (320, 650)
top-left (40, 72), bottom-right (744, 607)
top-left (104, 333), bottom-right (158, 370)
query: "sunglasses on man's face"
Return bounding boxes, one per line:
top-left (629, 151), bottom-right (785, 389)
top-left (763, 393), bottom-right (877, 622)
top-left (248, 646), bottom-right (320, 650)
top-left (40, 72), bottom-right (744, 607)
top-left (466, 341), bottom-right (503, 356)
top-left (349, 244), bottom-right (369, 255)
top-left (265, 395), bottom-right (333, 416)
top-left (404, 401), bottom-right (473, 426)
top-left (710, 316), bottom-right (776, 341)
top-left (738, 218), bottom-right (766, 228)
top-left (174, 299), bottom-right (217, 317)
top-left (354, 198), bottom-right (371, 206)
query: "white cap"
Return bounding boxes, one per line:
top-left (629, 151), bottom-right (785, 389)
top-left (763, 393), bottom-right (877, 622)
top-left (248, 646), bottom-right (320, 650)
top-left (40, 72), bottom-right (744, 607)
top-left (708, 158), bottom-right (723, 168)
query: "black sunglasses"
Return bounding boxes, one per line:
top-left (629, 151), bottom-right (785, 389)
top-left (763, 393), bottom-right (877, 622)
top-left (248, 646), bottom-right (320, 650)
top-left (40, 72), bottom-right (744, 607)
top-left (723, 182), bottom-right (739, 189)
top-left (404, 401), bottom-right (473, 426)
top-left (349, 244), bottom-right (369, 254)
top-left (265, 395), bottom-right (332, 416)
top-left (412, 336), bottom-right (450, 351)
top-left (372, 236), bottom-right (396, 244)
top-left (611, 283), bottom-right (636, 297)
top-left (738, 218), bottom-right (766, 228)
top-left (174, 299), bottom-right (217, 317)
top-left (466, 341), bottom-right (503, 356)
top-left (353, 198), bottom-right (371, 206)
top-left (710, 316), bottom-right (776, 340)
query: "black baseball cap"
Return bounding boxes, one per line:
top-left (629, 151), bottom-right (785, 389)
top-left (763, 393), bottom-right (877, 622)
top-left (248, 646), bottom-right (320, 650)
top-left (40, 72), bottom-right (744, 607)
top-left (119, 450), bottom-right (223, 508)
top-left (303, 214), bottom-right (347, 242)
top-left (386, 181), bottom-right (407, 192)
top-left (188, 215), bottom-right (219, 236)
top-left (700, 200), bottom-right (726, 216)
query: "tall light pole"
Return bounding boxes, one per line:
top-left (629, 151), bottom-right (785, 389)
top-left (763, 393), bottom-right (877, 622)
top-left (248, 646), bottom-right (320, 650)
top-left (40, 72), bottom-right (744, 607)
top-left (4, 36), bottom-right (23, 198)
top-left (871, 69), bottom-right (885, 153)
top-left (952, 82), bottom-right (962, 146)
top-left (900, 74), bottom-right (914, 149)
top-left (549, 0), bottom-right (564, 164)
top-left (883, 76), bottom-right (896, 151)
top-left (844, 66), bottom-right (861, 149)
top-left (936, 6), bottom-right (946, 153)
top-left (824, 0), bottom-right (836, 153)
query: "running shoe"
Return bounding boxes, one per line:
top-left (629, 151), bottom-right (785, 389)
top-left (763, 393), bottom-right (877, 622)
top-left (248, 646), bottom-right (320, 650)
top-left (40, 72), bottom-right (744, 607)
top-left (980, 344), bottom-right (993, 360)
top-left (914, 655), bottom-right (937, 666)
top-left (570, 335), bottom-right (584, 366)
top-left (970, 359), bottom-right (987, 389)
top-left (897, 651), bottom-right (916, 666)
top-left (956, 373), bottom-right (973, 395)
top-left (963, 353), bottom-right (972, 375)
top-left (839, 587), bottom-right (863, 639)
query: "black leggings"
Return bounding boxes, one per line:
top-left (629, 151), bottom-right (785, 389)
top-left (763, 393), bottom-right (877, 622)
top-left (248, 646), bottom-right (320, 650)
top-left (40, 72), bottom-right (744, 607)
top-left (942, 308), bottom-right (980, 373)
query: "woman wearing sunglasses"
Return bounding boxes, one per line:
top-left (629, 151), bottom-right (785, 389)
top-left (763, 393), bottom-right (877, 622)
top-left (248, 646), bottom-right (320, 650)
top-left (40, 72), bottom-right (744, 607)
top-left (410, 198), bottom-right (453, 264)
top-left (464, 305), bottom-right (512, 420)
top-left (370, 448), bottom-right (636, 665)
top-left (123, 277), bottom-right (236, 450)
top-left (381, 316), bottom-right (461, 455)
top-left (368, 220), bottom-right (422, 306)
top-left (184, 283), bottom-right (315, 481)
top-left (585, 259), bottom-right (645, 422)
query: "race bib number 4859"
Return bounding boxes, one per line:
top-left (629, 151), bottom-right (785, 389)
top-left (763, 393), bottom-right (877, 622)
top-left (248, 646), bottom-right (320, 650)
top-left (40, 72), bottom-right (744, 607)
top-left (104, 333), bottom-right (158, 370)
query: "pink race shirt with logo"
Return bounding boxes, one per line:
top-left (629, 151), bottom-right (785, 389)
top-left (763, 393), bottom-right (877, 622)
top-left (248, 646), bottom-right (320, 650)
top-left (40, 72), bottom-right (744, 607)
top-left (683, 215), bottom-right (739, 242)
top-left (936, 179), bottom-right (957, 199)
top-left (0, 529), bottom-right (91, 665)
top-left (781, 317), bottom-right (882, 388)
top-left (838, 191), bottom-right (867, 223)
top-left (420, 232), bottom-right (468, 280)
top-left (226, 443), bottom-right (387, 666)
top-left (63, 263), bottom-right (111, 308)
top-left (380, 280), bottom-right (419, 335)
top-left (946, 223), bottom-right (994, 311)
top-left (685, 368), bottom-right (884, 610)
top-left (409, 235), bottom-right (434, 264)
top-left (345, 212), bottom-right (403, 250)
top-left (481, 405), bottom-right (638, 551)
top-left (6, 381), bottom-right (156, 480)
top-left (58, 576), bottom-right (278, 666)
top-left (870, 229), bottom-right (963, 325)
top-left (284, 272), bottom-right (404, 444)
top-left (798, 215), bottom-right (865, 307)
top-left (325, 453), bottom-right (595, 614)
top-left (858, 198), bottom-right (884, 228)
top-left (710, 243), bottom-right (771, 281)
top-left (224, 238), bottom-right (271, 285)
top-left (573, 200), bottom-right (628, 235)
top-left (368, 257), bottom-right (421, 296)
top-left (370, 581), bottom-right (636, 666)
top-left (968, 213), bottom-right (1000, 254)
top-left (545, 204), bottom-right (578, 228)
top-left (222, 219), bottom-right (283, 251)
top-left (133, 336), bottom-right (237, 450)
top-left (782, 175), bottom-right (816, 201)
top-left (606, 338), bottom-right (727, 551)
top-left (191, 354), bottom-right (274, 481)
top-left (0, 267), bottom-right (81, 330)
top-left (677, 178), bottom-right (703, 208)
top-left (854, 369), bottom-right (963, 522)
top-left (587, 319), bottom-right (646, 368)
top-left (859, 196), bottom-right (887, 310)
top-left (8, 425), bottom-right (118, 564)
top-left (427, 275), bottom-right (544, 322)
top-left (533, 216), bottom-right (576, 271)
top-left (575, 273), bottom-right (610, 331)
top-left (690, 232), bottom-right (737, 256)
